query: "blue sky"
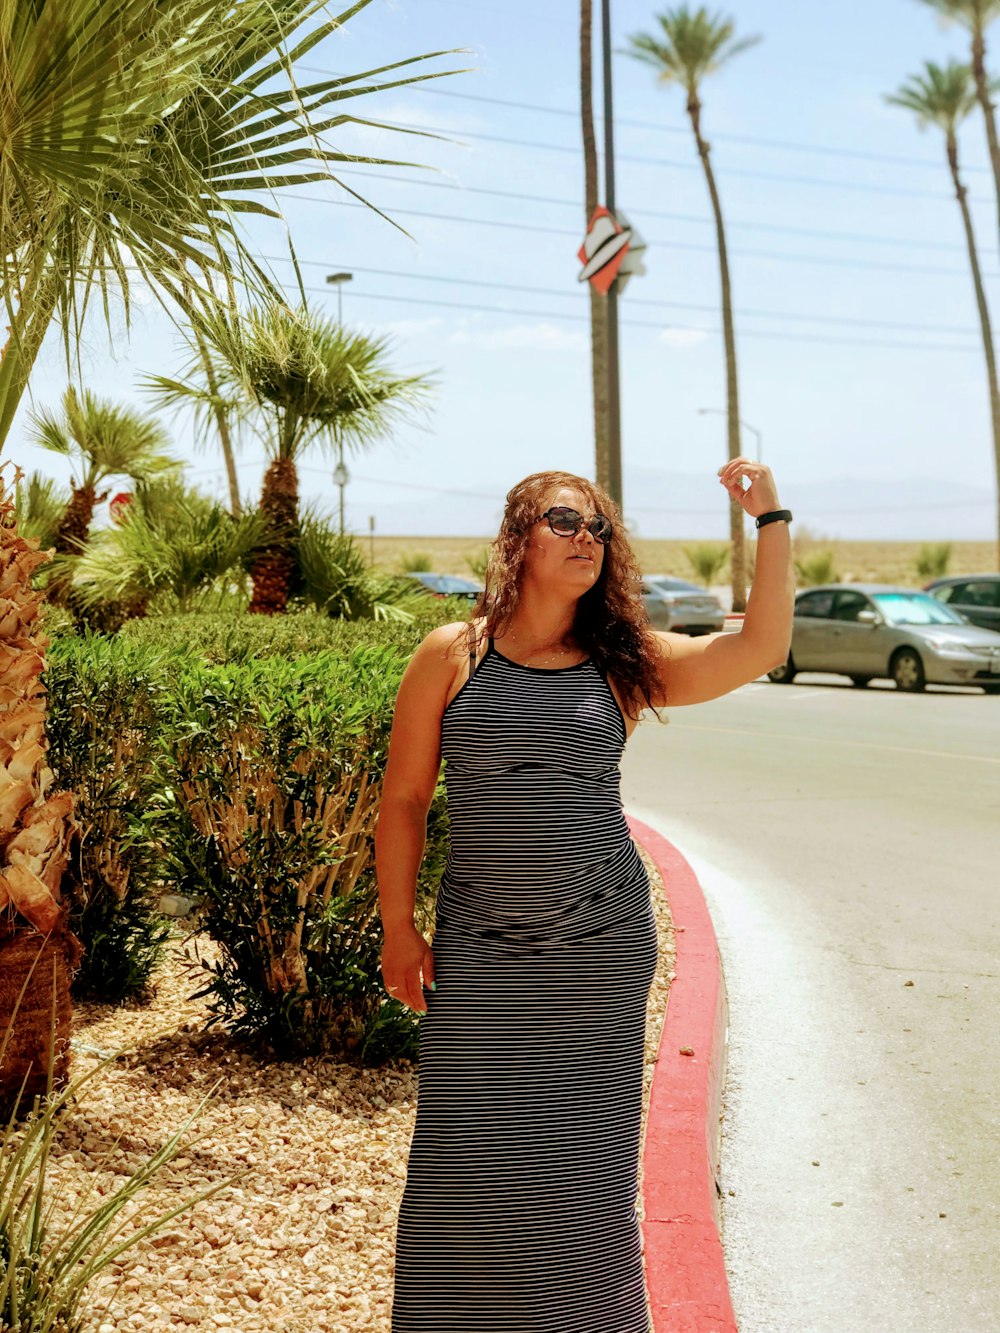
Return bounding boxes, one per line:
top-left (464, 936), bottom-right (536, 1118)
top-left (14, 0), bottom-right (1000, 540)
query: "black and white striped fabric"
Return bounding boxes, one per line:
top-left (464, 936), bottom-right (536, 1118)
top-left (390, 642), bottom-right (657, 1333)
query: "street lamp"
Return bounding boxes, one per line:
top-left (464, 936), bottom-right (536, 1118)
top-left (697, 407), bottom-right (763, 461)
top-left (333, 455), bottom-right (349, 536)
top-left (326, 271), bottom-right (353, 324)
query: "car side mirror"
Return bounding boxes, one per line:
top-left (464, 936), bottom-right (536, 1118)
top-left (856, 609), bottom-right (881, 626)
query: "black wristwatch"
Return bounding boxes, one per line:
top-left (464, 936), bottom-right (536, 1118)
top-left (755, 509), bottom-right (793, 529)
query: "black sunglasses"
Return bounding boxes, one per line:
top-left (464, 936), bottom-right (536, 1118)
top-left (537, 505), bottom-right (613, 544)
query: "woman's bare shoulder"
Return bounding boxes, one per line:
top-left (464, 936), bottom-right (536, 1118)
top-left (413, 619), bottom-right (479, 664)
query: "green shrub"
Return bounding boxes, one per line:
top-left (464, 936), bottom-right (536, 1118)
top-left (43, 635), bottom-right (176, 1002)
top-left (915, 542), bottom-right (952, 580)
top-left (466, 546), bottom-right (490, 582)
top-left (155, 642), bottom-right (448, 1063)
top-left (683, 541), bottom-right (730, 586)
top-left (795, 550), bottom-right (840, 586)
top-left (397, 551), bottom-right (433, 573)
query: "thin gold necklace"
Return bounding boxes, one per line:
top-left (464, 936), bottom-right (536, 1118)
top-left (504, 630), bottom-right (577, 667)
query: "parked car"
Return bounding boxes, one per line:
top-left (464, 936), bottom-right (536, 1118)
top-left (924, 573), bottom-right (1000, 635)
top-left (405, 572), bottom-right (482, 602)
top-left (768, 583), bottom-right (1000, 693)
top-left (641, 576), bottom-right (726, 635)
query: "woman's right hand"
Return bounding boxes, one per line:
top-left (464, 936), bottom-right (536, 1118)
top-left (381, 925), bottom-right (436, 1015)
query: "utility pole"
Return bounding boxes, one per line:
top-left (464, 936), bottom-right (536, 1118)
top-left (601, 0), bottom-right (623, 513)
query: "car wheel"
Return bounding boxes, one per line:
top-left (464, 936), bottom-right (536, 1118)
top-left (982, 683), bottom-right (1000, 695)
top-left (891, 648), bottom-right (926, 693)
top-left (849, 675), bottom-right (871, 688)
top-left (768, 654), bottom-right (797, 684)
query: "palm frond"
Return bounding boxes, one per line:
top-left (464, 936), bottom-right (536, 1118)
top-left (885, 60), bottom-right (979, 133)
top-left (915, 0), bottom-right (1000, 33)
top-left (13, 471), bottom-right (69, 550)
top-left (621, 6), bottom-right (761, 93)
top-left (0, 0), bottom-right (469, 451)
top-left (27, 388), bottom-right (180, 485)
top-left (296, 507), bottom-right (424, 621)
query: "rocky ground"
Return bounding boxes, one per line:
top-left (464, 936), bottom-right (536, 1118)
top-left (53, 852), bottom-right (675, 1332)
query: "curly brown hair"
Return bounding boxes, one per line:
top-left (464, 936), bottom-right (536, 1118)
top-left (470, 471), bottom-right (663, 718)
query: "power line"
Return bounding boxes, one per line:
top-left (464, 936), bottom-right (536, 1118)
top-left (324, 114), bottom-right (991, 206)
top-left (265, 256), bottom-right (980, 338)
top-left (292, 281), bottom-right (980, 352)
top-left (310, 166), bottom-right (974, 257)
top-left (287, 192), bottom-right (995, 278)
top-left (296, 64), bottom-right (991, 178)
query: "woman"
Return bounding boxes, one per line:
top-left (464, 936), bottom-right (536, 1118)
top-left (376, 460), bottom-right (794, 1332)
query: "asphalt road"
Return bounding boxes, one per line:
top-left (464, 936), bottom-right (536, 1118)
top-left (621, 673), bottom-right (999, 1333)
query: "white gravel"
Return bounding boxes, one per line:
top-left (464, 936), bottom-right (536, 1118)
top-left (58, 849), bottom-right (675, 1332)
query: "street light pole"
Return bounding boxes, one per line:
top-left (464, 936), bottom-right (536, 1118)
top-left (601, 0), bottom-right (623, 513)
top-left (697, 406), bottom-right (763, 462)
top-left (325, 271), bottom-right (353, 324)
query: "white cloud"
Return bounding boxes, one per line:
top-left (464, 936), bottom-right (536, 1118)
top-left (658, 328), bottom-right (711, 347)
top-left (449, 322), bottom-right (587, 351)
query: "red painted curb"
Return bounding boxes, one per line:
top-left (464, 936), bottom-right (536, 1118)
top-left (628, 816), bottom-right (737, 1333)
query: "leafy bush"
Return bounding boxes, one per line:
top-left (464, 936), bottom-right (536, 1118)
top-left (915, 542), bottom-right (952, 580)
top-left (683, 541), bottom-right (730, 586)
top-left (152, 635), bottom-right (448, 1063)
top-left (795, 550), bottom-right (840, 586)
top-left (295, 513), bottom-right (426, 622)
top-left (397, 551), bottom-right (433, 573)
top-left (118, 607), bottom-right (463, 662)
top-left (466, 545), bottom-right (491, 582)
top-left (43, 635), bottom-right (176, 1002)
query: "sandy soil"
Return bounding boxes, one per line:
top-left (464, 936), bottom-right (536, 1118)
top-left (55, 850), bottom-right (676, 1332)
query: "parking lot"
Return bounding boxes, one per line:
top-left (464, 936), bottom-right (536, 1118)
top-left (623, 675), bottom-right (999, 1332)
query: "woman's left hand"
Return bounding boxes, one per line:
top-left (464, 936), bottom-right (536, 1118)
top-left (718, 457), bottom-right (782, 520)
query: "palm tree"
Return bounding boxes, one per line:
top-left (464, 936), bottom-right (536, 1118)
top-left (581, 0), bottom-right (611, 489)
top-left (68, 480), bottom-right (266, 617)
top-left (622, 6), bottom-right (760, 612)
top-left (148, 303), bottom-right (434, 614)
top-left (888, 61), bottom-right (1000, 567)
top-left (0, 0), bottom-right (465, 453)
top-left (0, 0), bottom-right (463, 1113)
top-left (29, 389), bottom-right (179, 557)
top-left (917, 0), bottom-right (1000, 246)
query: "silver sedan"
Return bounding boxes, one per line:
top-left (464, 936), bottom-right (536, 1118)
top-left (641, 576), bottom-right (726, 635)
top-left (768, 583), bottom-right (1000, 694)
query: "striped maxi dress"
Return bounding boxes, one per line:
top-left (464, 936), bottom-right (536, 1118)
top-left (390, 638), bottom-right (658, 1333)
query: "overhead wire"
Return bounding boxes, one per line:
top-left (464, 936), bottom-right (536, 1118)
top-left (295, 62), bottom-right (991, 179)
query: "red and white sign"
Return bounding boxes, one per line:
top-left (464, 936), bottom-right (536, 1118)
top-left (577, 207), bottom-right (647, 295)
top-left (109, 491), bottom-right (133, 525)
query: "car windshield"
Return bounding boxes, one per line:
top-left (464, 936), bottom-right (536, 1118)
top-left (647, 577), bottom-right (702, 594)
top-left (872, 592), bottom-right (966, 626)
top-left (434, 575), bottom-right (478, 593)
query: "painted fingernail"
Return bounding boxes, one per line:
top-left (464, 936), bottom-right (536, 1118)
top-left (430, 981), bottom-right (437, 992)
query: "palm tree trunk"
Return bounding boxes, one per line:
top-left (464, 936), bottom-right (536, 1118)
top-left (970, 19), bottom-right (1000, 251)
top-left (54, 482), bottom-right (98, 554)
top-left (249, 455), bottom-right (300, 615)
top-left (0, 469), bottom-right (81, 1119)
top-left (688, 96), bottom-right (748, 612)
top-left (197, 337), bottom-right (243, 518)
top-left (581, 0), bottom-right (611, 492)
top-left (948, 133), bottom-right (1000, 567)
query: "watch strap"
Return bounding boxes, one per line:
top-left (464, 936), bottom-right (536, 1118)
top-left (755, 509), bottom-right (793, 529)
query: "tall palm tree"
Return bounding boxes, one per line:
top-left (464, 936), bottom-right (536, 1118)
top-left (0, 0), bottom-right (464, 1113)
top-left (581, 0), bottom-right (611, 489)
top-left (888, 61), bottom-right (1000, 567)
top-left (622, 6), bottom-right (760, 612)
top-left (917, 0), bottom-right (1000, 246)
top-left (29, 389), bottom-right (178, 557)
top-left (148, 303), bottom-right (434, 614)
